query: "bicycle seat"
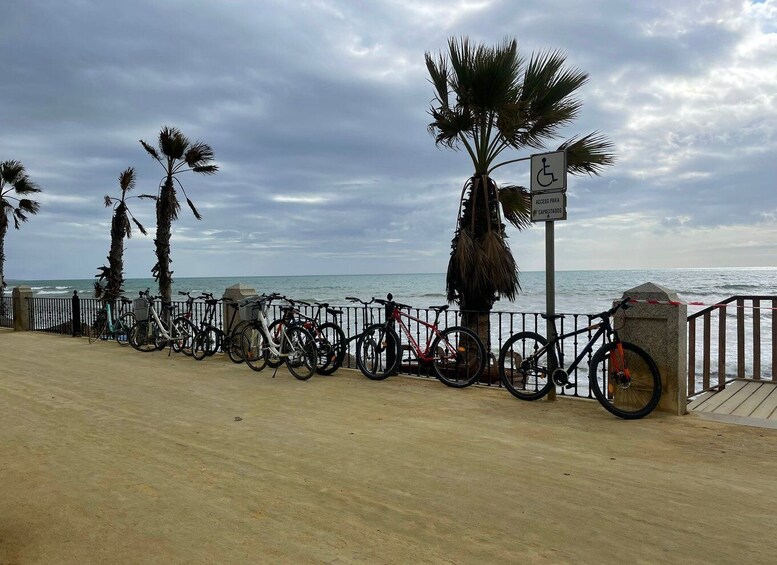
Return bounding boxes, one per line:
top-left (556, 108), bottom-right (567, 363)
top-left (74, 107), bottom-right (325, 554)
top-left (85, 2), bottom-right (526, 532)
top-left (120, 297), bottom-right (132, 304)
top-left (327, 307), bottom-right (342, 316)
top-left (162, 303), bottom-right (175, 312)
top-left (429, 305), bottom-right (448, 312)
top-left (540, 313), bottom-right (565, 320)
top-left (227, 302), bottom-right (239, 309)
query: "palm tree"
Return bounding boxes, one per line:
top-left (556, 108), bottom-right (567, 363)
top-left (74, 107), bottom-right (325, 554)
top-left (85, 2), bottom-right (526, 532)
top-left (94, 167), bottom-right (151, 301)
top-left (425, 37), bottom-right (615, 349)
top-left (0, 160), bottom-right (41, 309)
top-left (140, 126), bottom-right (217, 304)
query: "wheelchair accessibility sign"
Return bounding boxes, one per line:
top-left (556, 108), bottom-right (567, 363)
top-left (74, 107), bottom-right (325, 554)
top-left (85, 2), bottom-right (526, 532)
top-left (530, 150), bottom-right (566, 194)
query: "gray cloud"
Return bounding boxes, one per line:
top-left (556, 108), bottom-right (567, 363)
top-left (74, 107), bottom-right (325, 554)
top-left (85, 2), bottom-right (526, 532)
top-left (1, 0), bottom-right (776, 280)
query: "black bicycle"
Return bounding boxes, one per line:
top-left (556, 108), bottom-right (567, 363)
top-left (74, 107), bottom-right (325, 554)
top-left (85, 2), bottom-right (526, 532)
top-left (498, 297), bottom-right (662, 419)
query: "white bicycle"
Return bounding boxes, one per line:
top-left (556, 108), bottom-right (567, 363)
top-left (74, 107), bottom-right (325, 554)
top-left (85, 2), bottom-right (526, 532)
top-left (239, 294), bottom-right (318, 380)
top-left (128, 289), bottom-right (198, 354)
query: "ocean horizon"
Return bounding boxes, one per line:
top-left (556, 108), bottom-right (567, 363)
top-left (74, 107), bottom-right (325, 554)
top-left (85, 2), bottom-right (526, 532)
top-left (6, 266), bottom-right (777, 316)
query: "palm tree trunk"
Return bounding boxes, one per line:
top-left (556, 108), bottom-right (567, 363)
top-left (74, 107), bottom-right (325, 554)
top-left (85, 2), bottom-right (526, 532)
top-left (106, 207), bottom-right (127, 303)
top-left (155, 176), bottom-right (175, 305)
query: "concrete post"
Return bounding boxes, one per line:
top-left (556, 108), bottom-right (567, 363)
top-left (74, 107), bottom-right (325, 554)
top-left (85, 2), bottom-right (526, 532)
top-left (615, 282), bottom-right (687, 415)
top-left (12, 286), bottom-right (33, 332)
top-left (222, 283), bottom-right (258, 335)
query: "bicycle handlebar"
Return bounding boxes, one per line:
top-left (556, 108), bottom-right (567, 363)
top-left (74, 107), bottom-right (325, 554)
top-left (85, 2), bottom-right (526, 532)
top-left (346, 296), bottom-right (374, 306)
top-left (592, 296), bottom-right (632, 320)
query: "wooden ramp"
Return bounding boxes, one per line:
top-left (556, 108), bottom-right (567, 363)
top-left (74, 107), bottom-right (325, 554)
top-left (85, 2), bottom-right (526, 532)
top-left (689, 379), bottom-right (777, 429)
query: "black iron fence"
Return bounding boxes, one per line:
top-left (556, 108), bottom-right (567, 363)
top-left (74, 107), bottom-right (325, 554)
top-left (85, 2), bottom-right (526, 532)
top-left (0, 293), bottom-right (12, 328)
top-left (23, 293), bottom-right (606, 400)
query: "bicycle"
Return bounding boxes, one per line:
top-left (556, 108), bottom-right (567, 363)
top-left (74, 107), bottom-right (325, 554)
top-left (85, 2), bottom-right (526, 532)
top-left (357, 295), bottom-right (486, 388)
top-left (87, 297), bottom-right (136, 345)
top-left (128, 290), bottom-right (197, 354)
top-left (191, 294), bottom-right (245, 362)
top-left (266, 297), bottom-right (346, 376)
top-left (239, 294), bottom-right (318, 380)
top-left (497, 296), bottom-right (662, 419)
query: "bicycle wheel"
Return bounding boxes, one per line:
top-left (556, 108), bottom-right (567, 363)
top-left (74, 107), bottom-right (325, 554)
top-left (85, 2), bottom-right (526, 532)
top-left (129, 319), bottom-right (160, 352)
top-left (265, 319), bottom-right (285, 368)
top-left (356, 324), bottom-right (400, 381)
top-left (192, 328), bottom-right (219, 361)
top-left (240, 324), bottom-right (268, 372)
top-left (115, 312), bottom-right (135, 346)
top-left (88, 313), bottom-right (108, 344)
top-left (283, 326), bottom-right (317, 380)
top-left (498, 331), bottom-right (556, 401)
top-left (430, 326), bottom-right (486, 388)
top-left (227, 320), bottom-right (250, 363)
top-left (315, 322), bottom-right (346, 376)
top-left (171, 317), bottom-right (197, 355)
top-left (589, 341), bottom-right (662, 419)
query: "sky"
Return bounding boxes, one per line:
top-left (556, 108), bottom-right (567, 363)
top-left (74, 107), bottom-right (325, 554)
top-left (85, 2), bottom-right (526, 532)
top-left (1, 0), bottom-right (776, 280)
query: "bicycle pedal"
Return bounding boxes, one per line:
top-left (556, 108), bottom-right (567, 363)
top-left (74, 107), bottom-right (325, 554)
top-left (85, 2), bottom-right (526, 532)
top-left (564, 383), bottom-right (575, 390)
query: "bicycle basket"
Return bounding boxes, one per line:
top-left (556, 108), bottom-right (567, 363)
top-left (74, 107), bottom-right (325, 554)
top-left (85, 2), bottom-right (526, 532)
top-left (133, 298), bottom-right (149, 321)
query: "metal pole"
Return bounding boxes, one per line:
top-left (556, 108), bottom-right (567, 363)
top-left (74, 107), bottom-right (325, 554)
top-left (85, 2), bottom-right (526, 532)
top-left (546, 221), bottom-right (557, 401)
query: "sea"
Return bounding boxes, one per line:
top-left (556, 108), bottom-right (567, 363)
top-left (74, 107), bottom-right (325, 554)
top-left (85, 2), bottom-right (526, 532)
top-left (6, 267), bottom-right (777, 316)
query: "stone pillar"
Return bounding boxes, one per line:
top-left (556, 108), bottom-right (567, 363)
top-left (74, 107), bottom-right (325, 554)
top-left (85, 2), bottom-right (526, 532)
top-left (12, 286), bottom-right (33, 331)
top-left (222, 283), bottom-right (258, 335)
top-left (615, 282), bottom-right (687, 415)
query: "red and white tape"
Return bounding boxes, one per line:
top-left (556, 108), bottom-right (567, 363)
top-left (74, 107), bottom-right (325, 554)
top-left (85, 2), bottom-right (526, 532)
top-left (628, 298), bottom-right (775, 310)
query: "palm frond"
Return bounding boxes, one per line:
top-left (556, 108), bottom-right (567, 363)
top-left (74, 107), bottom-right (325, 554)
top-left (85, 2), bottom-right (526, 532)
top-left (137, 194), bottom-right (157, 201)
top-left (192, 164), bottom-right (218, 175)
top-left (132, 217), bottom-right (147, 236)
top-left (104, 195), bottom-right (113, 207)
top-left (481, 231), bottom-right (519, 299)
top-left (186, 197), bottom-right (202, 220)
top-left (559, 132), bottom-right (616, 176)
top-left (11, 176), bottom-right (42, 196)
top-left (184, 142), bottom-right (215, 168)
top-left (119, 167), bottom-right (136, 193)
top-left (0, 160), bottom-right (24, 185)
top-left (159, 126), bottom-right (188, 160)
top-left (498, 185), bottom-right (531, 229)
top-left (139, 139), bottom-right (159, 160)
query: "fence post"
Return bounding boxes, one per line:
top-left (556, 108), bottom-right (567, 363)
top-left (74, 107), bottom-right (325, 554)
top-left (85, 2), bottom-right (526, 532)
top-left (12, 286), bottom-right (33, 331)
top-left (72, 291), bottom-right (81, 337)
top-left (615, 282), bottom-right (688, 415)
top-left (223, 283), bottom-right (258, 336)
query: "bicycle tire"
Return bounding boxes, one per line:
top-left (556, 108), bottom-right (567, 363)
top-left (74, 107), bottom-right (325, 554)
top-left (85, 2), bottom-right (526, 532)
top-left (498, 331), bottom-right (556, 401)
top-left (192, 328), bottom-right (219, 361)
top-left (171, 317), bottom-right (198, 355)
top-left (430, 326), bottom-right (486, 388)
top-left (315, 322), bottom-right (346, 376)
top-left (129, 319), bottom-right (160, 352)
top-left (227, 320), bottom-right (250, 363)
top-left (589, 341), bottom-right (662, 419)
top-left (283, 326), bottom-right (317, 380)
top-left (356, 324), bottom-right (400, 381)
top-left (265, 319), bottom-right (284, 368)
top-left (240, 324), bottom-right (268, 372)
top-left (115, 312), bottom-right (135, 346)
top-left (89, 313), bottom-right (108, 344)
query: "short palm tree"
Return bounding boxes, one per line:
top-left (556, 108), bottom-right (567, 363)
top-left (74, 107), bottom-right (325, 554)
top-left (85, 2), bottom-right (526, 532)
top-left (94, 167), bottom-right (151, 301)
top-left (140, 126), bottom-right (218, 304)
top-left (0, 160), bottom-right (41, 307)
top-left (426, 37), bottom-right (614, 347)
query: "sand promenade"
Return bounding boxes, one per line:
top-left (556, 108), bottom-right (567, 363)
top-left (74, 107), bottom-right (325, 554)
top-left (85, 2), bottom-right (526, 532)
top-left (1, 329), bottom-right (777, 564)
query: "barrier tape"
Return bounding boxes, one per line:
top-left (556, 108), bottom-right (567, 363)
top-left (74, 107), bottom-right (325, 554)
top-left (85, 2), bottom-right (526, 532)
top-left (628, 298), bottom-right (777, 310)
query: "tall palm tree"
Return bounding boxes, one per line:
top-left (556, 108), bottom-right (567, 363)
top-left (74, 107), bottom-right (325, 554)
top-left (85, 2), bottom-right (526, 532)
top-left (0, 160), bottom-right (41, 309)
top-left (140, 126), bottom-right (217, 304)
top-left (94, 167), bottom-right (151, 301)
top-left (426, 37), bottom-right (615, 347)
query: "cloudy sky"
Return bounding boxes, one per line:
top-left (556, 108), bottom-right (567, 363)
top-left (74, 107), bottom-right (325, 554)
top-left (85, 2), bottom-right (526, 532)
top-left (2, 0), bottom-right (776, 280)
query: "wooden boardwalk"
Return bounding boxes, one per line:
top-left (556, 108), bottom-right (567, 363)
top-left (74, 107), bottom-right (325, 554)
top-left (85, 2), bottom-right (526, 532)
top-left (689, 379), bottom-right (777, 429)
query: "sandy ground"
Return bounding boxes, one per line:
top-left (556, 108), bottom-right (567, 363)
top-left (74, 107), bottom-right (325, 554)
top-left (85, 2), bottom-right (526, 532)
top-left (1, 330), bottom-right (777, 564)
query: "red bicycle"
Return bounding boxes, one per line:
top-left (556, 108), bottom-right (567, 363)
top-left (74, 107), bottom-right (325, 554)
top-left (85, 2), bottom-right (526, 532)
top-left (355, 294), bottom-right (486, 388)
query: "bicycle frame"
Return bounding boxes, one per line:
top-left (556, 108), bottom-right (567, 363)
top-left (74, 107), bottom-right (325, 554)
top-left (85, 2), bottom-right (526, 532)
top-left (389, 307), bottom-right (448, 363)
top-left (535, 315), bottom-right (615, 377)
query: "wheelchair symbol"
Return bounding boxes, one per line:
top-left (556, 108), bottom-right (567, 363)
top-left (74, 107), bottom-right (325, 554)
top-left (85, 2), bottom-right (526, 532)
top-left (536, 157), bottom-right (557, 188)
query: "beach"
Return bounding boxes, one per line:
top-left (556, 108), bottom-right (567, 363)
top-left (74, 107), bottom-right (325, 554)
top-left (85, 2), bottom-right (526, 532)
top-left (2, 329), bottom-right (777, 563)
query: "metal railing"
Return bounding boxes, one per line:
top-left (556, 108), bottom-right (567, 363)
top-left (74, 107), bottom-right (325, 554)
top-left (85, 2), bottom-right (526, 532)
top-left (23, 294), bottom-right (605, 400)
top-left (687, 295), bottom-right (776, 397)
top-left (0, 293), bottom-right (12, 328)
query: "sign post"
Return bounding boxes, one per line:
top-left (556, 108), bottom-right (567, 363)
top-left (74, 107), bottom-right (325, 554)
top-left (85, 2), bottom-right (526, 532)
top-left (530, 150), bottom-right (567, 401)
